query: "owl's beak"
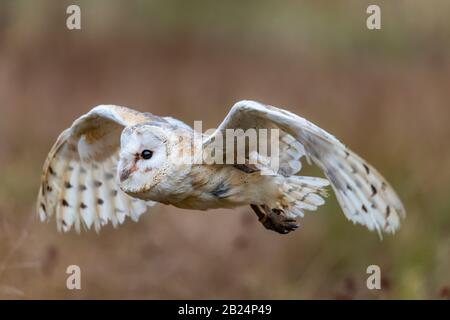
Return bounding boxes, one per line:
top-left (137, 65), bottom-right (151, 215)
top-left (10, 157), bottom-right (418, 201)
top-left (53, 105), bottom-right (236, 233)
top-left (119, 162), bottom-right (138, 182)
top-left (120, 168), bottom-right (132, 182)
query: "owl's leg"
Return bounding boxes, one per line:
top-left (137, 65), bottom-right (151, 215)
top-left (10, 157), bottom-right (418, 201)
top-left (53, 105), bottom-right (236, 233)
top-left (250, 204), bottom-right (299, 234)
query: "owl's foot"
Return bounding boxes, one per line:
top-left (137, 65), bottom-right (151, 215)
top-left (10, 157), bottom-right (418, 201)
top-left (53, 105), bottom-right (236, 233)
top-left (261, 209), bottom-right (299, 234)
top-left (250, 205), bottom-right (299, 234)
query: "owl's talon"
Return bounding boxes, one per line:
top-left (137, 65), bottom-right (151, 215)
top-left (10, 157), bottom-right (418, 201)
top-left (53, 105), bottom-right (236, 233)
top-left (260, 209), bottom-right (299, 234)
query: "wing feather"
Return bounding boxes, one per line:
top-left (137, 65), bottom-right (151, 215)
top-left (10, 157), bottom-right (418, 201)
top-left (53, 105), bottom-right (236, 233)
top-left (205, 100), bottom-right (405, 235)
top-left (37, 105), bottom-right (157, 232)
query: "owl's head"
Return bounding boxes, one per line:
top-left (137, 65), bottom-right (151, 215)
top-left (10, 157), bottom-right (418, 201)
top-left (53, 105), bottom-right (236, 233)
top-left (118, 124), bottom-right (170, 196)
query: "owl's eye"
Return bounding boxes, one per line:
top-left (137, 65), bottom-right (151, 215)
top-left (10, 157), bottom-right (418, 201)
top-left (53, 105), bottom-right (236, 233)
top-left (141, 149), bottom-right (153, 160)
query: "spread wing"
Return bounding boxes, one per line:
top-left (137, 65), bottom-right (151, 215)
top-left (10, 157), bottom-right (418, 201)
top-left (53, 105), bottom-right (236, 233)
top-left (37, 105), bottom-right (161, 232)
top-left (204, 100), bottom-right (406, 235)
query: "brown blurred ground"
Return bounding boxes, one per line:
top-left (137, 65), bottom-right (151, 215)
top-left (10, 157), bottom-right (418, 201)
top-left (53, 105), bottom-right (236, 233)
top-left (0, 0), bottom-right (449, 299)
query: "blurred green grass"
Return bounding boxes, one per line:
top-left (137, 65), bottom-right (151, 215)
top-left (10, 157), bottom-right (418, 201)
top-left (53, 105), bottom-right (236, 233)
top-left (0, 0), bottom-right (449, 299)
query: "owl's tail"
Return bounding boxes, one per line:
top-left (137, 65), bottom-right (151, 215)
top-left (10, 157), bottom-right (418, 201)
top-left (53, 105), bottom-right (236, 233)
top-left (279, 175), bottom-right (330, 218)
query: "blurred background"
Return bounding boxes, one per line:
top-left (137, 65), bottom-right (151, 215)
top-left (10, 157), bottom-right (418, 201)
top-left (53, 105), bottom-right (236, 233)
top-left (0, 0), bottom-right (449, 299)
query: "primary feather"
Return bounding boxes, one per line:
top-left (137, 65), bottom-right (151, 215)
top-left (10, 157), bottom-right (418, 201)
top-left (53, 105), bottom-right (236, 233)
top-left (205, 100), bottom-right (406, 236)
top-left (37, 105), bottom-right (156, 232)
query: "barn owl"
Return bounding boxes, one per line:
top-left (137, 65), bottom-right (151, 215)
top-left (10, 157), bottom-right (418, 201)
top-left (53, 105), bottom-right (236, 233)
top-left (37, 100), bottom-right (405, 236)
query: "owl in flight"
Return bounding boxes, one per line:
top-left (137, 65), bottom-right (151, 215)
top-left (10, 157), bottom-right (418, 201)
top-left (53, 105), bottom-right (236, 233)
top-left (37, 100), bottom-right (405, 236)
